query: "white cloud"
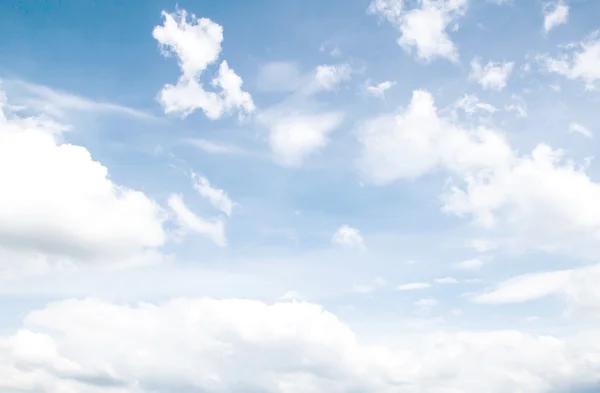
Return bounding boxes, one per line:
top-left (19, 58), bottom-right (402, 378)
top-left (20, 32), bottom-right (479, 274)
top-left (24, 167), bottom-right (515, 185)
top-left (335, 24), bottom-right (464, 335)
top-left (332, 225), bottom-right (366, 251)
top-left (569, 122), bottom-right (593, 138)
top-left (0, 90), bottom-right (166, 273)
top-left (309, 64), bottom-right (352, 93)
top-left (504, 94), bottom-right (528, 117)
top-left (4, 297), bottom-right (600, 392)
top-left (258, 63), bottom-right (349, 166)
top-left (397, 282), bottom-right (431, 290)
top-left (167, 194), bottom-right (226, 247)
top-left (192, 174), bottom-right (234, 217)
top-left (365, 80), bottom-right (395, 98)
top-left (153, 9), bottom-right (254, 119)
top-left (453, 94), bottom-right (497, 115)
top-left (541, 31), bottom-right (600, 90)
top-left (469, 58), bottom-right (514, 91)
top-left (358, 89), bottom-right (513, 185)
top-left (261, 111), bottom-right (345, 167)
top-left (435, 277), bottom-right (459, 284)
top-left (368, 0), bottom-right (468, 62)
top-left (360, 89), bottom-right (600, 258)
top-left (454, 258), bottom-right (485, 271)
top-left (474, 264), bottom-right (600, 315)
top-left (543, 1), bottom-right (569, 33)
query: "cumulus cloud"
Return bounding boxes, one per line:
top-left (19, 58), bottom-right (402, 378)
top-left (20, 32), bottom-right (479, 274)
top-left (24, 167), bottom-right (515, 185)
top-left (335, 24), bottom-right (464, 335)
top-left (332, 225), bottom-right (366, 251)
top-left (543, 1), bottom-right (569, 33)
top-left (359, 89), bottom-right (600, 258)
top-left (469, 58), bottom-right (514, 91)
top-left (368, 0), bottom-right (468, 62)
top-left (2, 297), bottom-right (600, 393)
top-left (153, 9), bottom-right (254, 119)
top-left (541, 31), bottom-right (600, 90)
top-left (0, 90), bottom-right (166, 273)
top-left (258, 63), bottom-right (349, 166)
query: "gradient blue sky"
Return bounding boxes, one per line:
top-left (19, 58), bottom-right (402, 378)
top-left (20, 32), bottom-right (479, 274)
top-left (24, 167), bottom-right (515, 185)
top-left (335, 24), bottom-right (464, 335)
top-left (1, 0), bottom-right (600, 392)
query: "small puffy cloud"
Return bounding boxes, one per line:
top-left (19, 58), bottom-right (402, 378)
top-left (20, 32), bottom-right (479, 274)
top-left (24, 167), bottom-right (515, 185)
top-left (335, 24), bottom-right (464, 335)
top-left (167, 194), bottom-right (226, 247)
top-left (261, 112), bottom-right (345, 166)
top-left (0, 90), bottom-right (166, 273)
top-left (569, 122), bottom-right (593, 138)
top-left (332, 225), bottom-right (366, 251)
top-left (454, 258), bottom-right (485, 271)
top-left (543, 1), bottom-right (569, 33)
top-left (309, 64), bottom-right (352, 93)
top-left (397, 282), bottom-right (431, 291)
top-left (541, 31), bottom-right (600, 90)
top-left (153, 9), bottom-right (254, 119)
top-left (365, 80), bottom-right (395, 98)
top-left (368, 0), bottom-right (468, 62)
top-left (470, 58), bottom-right (514, 91)
top-left (192, 174), bottom-right (234, 217)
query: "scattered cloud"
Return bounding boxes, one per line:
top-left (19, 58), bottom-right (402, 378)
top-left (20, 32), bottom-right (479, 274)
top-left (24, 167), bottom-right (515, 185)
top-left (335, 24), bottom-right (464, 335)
top-left (541, 31), bottom-right (600, 90)
top-left (0, 89), bottom-right (166, 273)
top-left (167, 194), bottom-right (226, 247)
top-left (543, 1), bottom-right (569, 33)
top-left (365, 80), bottom-right (395, 98)
top-left (470, 58), bottom-right (514, 91)
top-left (192, 173), bottom-right (234, 217)
top-left (569, 122), bottom-right (593, 138)
top-left (153, 9), bottom-right (254, 119)
top-left (332, 225), bottom-right (366, 251)
top-left (397, 282), bottom-right (431, 291)
top-left (435, 277), bottom-right (459, 284)
top-left (368, 0), bottom-right (468, 62)
top-left (454, 258), bottom-right (485, 271)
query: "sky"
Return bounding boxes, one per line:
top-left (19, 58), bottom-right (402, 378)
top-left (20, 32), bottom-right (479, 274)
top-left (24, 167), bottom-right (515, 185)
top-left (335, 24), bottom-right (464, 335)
top-left (1, 0), bottom-right (600, 391)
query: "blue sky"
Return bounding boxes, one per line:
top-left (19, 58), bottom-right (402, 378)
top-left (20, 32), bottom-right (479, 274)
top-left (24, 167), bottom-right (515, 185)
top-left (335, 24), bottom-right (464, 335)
top-left (1, 0), bottom-right (600, 391)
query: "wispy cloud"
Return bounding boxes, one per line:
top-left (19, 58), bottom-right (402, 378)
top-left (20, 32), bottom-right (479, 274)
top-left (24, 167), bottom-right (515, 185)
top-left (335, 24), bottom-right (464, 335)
top-left (4, 79), bottom-right (157, 121)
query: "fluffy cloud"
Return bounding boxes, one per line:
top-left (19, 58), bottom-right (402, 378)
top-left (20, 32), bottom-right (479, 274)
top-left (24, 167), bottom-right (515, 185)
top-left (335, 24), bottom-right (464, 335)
top-left (153, 9), bottom-right (254, 119)
top-left (0, 91), bottom-right (166, 272)
top-left (167, 194), bottom-right (226, 247)
top-left (332, 225), bottom-right (366, 251)
top-left (542, 31), bottom-right (600, 90)
top-left (368, 0), bottom-right (468, 62)
top-left (258, 63), bottom-right (349, 166)
top-left (543, 1), bottom-right (569, 33)
top-left (469, 58), bottom-right (514, 91)
top-left (359, 89), bottom-right (600, 258)
top-left (2, 297), bottom-right (600, 393)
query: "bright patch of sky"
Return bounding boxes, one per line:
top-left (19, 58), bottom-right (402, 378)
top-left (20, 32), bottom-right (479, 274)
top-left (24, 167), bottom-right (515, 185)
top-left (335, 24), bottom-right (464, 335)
top-left (1, 0), bottom-right (600, 392)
